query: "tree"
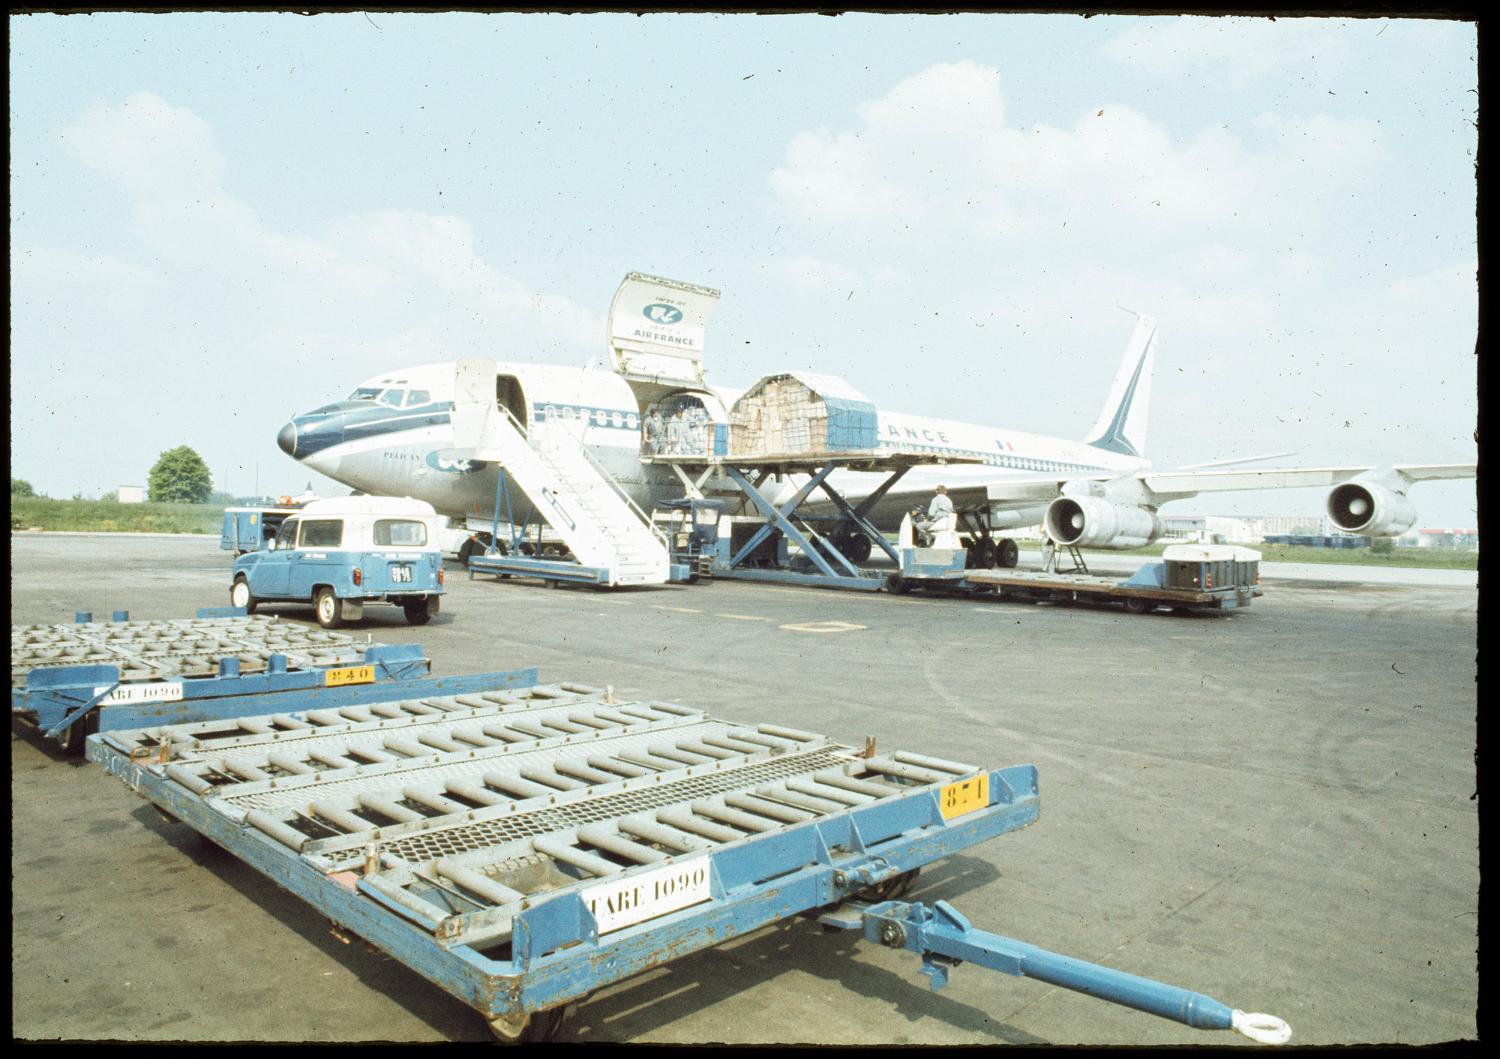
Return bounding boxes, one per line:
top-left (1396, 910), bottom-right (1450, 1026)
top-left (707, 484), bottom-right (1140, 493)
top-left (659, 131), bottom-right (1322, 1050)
top-left (148, 446), bottom-right (213, 504)
top-left (10, 477), bottom-right (35, 496)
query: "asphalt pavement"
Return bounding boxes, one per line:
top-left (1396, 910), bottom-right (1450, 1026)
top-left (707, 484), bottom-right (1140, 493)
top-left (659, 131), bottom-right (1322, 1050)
top-left (10, 534), bottom-right (1479, 1045)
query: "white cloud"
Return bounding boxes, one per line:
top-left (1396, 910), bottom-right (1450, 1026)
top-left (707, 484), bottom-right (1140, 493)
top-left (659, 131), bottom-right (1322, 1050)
top-left (62, 91), bottom-right (226, 199)
top-left (762, 254), bottom-right (903, 293)
top-left (1100, 16), bottom-right (1359, 87)
top-left (55, 92), bottom-right (602, 357)
top-left (767, 61), bottom-right (1384, 253)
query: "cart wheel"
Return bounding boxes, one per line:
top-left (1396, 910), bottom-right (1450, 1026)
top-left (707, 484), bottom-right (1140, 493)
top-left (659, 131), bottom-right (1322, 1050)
top-left (487, 1006), bottom-right (567, 1044)
top-left (1124, 598), bottom-right (1149, 615)
top-left (858, 869), bottom-right (920, 902)
top-left (886, 574), bottom-right (909, 595)
top-left (230, 576), bottom-right (258, 615)
top-left (314, 588), bottom-right (344, 629)
top-left (55, 708), bottom-right (99, 757)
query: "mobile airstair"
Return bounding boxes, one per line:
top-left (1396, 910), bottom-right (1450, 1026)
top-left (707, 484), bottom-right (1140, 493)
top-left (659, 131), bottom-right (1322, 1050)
top-left (452, 362), bottom-right (674, 587)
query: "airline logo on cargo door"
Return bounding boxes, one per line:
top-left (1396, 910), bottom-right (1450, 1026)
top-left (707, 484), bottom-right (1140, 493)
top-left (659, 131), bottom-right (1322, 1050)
top-left (643, 303), bottom-right (684, 325)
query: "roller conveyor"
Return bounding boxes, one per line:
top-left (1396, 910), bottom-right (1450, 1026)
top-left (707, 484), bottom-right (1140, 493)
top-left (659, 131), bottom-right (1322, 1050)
top-left (11, 612), bottom-right (376, 685)
top-left (87, 674), bottom-right (1291, 1045)
top-left (11, 608), bottom-right (454, 753)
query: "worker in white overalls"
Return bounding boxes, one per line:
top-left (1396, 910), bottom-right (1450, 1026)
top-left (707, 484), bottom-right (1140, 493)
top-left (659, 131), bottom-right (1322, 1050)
top-left (919, 485), bottom-right (960, 547)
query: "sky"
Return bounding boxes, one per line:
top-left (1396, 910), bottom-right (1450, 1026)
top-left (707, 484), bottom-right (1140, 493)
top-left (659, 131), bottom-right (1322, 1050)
top-left (8, 11), bottom-right (1479, 526)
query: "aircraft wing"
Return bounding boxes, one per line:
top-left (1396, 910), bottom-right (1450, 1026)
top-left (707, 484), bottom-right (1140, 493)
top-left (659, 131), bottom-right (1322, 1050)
top-left (854, 461), bottom-right (1476, 529)
top-left (1138, 462), bottom-right (1477, 499)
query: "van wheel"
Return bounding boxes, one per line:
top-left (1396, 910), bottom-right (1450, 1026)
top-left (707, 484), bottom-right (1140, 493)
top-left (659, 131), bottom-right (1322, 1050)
top-left (314, 588), bottom-right (344, 629)
top-left (404, 597), bottom-right (437, 625)
top-left (230, 576), bottom-right (258, 614)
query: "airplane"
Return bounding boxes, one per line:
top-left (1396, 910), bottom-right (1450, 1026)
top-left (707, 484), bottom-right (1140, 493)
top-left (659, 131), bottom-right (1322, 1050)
top-left (273, 271), bottom-right (1475, 568)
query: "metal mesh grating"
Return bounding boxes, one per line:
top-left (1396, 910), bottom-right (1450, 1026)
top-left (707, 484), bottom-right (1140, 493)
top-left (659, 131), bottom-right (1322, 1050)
top-left (368, 748), bottom-right (854, 865)
top-left (221, 719), bottom-right (730, 814)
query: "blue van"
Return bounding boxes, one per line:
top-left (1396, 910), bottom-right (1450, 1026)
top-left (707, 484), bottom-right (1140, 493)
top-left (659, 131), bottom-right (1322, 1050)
top-left (230, 496), bottom-right (444, 627)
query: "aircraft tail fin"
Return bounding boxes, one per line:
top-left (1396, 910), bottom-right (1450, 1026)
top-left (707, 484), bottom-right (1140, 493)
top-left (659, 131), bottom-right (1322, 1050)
top-left (1083, 309), bottom-right (1157, 458)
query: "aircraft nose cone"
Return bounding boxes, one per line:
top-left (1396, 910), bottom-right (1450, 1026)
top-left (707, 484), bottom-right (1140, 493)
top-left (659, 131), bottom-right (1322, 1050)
top-left (276, 421), bottom-right (298, 458)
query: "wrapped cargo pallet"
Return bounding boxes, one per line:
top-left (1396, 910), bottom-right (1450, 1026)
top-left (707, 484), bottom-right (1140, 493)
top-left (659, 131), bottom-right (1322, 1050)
top-left (729, 372), bottom-right (878, 457)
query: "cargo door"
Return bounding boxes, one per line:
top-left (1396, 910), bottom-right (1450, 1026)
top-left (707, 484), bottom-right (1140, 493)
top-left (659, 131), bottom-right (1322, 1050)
top-left (607, 272), bottom-right (720, 387)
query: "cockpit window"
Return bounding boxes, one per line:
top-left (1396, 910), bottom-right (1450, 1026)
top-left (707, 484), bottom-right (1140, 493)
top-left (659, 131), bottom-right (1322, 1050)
top-left (405, 389), bottom-right (430, 407)
top-left (349, 387), bottom-right (381, 401)
top-left (379, 390), bottom-right (405, 408)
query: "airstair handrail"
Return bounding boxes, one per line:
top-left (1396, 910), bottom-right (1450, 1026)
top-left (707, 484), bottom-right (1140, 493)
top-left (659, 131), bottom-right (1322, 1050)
top-left (532, 413), bottom-right (670, 551)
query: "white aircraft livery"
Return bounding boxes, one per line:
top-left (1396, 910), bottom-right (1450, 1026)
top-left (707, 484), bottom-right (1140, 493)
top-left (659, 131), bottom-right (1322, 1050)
top-left (274, 272), bottom-right (1475, 567)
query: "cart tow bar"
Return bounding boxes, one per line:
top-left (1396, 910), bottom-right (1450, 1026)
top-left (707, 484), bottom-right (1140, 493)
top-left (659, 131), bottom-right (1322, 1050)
top-left (822, 899), bottom-right (1291, 1044)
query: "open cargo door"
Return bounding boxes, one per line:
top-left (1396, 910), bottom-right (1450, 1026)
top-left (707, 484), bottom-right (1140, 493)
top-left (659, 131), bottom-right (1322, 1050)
top-left (607, 272), bottom-right (720, 387)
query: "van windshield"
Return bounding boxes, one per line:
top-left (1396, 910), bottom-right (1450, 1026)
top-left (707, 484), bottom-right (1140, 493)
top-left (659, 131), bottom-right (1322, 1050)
top-left (373, 519), bottom-right (428, 547)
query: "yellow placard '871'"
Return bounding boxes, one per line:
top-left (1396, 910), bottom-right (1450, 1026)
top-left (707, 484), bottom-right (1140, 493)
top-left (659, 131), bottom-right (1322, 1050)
top-left (939, 773), bottom-right (989, 820)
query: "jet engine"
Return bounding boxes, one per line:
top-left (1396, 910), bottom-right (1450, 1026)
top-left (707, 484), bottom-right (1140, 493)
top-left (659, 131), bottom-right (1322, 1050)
top-left (1044, 495), bottom-right (1164, 550)
top-left (1327, 477), bottom-right (1417, 537)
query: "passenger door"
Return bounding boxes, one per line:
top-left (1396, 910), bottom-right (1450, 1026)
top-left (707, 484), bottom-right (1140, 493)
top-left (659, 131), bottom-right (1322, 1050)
top-left (252, 519), bottom-right (299, 597)
top-left (292, 519), bottom-right (346, 598)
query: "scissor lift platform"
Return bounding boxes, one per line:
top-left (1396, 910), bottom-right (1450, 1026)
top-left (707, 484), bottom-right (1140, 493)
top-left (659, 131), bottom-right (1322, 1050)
top-left (89, 677), bottom-right (1289, 1044)
top-left (649, 451), bottom-right (983, 592)
top-left (11, 608), bottom-right (432, 753)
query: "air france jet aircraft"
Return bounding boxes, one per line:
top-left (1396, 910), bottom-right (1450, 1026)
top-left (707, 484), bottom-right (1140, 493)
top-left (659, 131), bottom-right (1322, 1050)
top-left (275, 272), bottom-right (1474, 568)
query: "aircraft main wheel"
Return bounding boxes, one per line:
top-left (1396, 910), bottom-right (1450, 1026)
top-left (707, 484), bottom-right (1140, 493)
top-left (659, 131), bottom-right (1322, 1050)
top-left (230, 576), bottom-right (258, 614)
top-left (995, 538), bottom-right (1019, 568)
top-left (839, 534), bottom-right (873, 563)
top-left (314, 588), bottom-right (345, 629)
top-left (487, 1006), bottom-right (567, 1044)
top-left (457, 537), bottom-right (477, 567)
top-left (971, 538), bottom-right (998, 569)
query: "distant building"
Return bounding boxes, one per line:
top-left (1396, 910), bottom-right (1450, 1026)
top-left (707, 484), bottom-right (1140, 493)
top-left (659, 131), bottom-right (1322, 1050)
top-left (1403, 528), bottom-right (1480, 550)
top-left (117, 485), bottom-right (145, 504)
top-left (1166, 514), bottom-right (1340, 544)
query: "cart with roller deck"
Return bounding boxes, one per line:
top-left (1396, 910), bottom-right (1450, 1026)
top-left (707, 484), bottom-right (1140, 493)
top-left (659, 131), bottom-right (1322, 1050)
top-left (11, 608), bottom-right (432, 754)
top-left (87, 676), bottom-right (1290, 1044)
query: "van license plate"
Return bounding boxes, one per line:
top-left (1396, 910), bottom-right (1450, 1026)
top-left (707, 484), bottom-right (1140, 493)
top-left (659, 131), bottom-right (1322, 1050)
top-left (391, 564), bottom-right (412, 583)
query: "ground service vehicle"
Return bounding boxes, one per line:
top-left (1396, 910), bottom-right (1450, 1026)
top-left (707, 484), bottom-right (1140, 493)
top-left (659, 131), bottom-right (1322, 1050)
top-left (229, 496), bottom-right (444, 628)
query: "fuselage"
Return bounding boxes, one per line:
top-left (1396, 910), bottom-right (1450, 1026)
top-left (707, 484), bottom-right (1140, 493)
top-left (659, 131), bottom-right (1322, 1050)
top-left (277, 359), bottom-right (1147, 530)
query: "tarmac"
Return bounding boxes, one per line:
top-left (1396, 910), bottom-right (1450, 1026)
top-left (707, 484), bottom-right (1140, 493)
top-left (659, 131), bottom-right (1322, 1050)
top-left (9, 534), bottom-right (1480, 1045)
